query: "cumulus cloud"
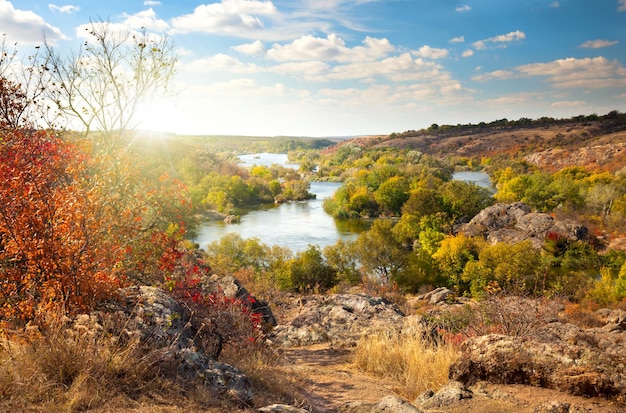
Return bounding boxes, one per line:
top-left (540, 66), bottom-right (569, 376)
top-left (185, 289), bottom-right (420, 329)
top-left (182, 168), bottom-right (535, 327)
top-left (233, 40), bottom-right (266, 56)
top-left (144, 0), bottom-right (161, 5)
top-left (48, 4), bottom-right (79, 14)
top-left (462, 49), bottom-right (474, 57)
top-left (267, 34), bottom-right (394, 63)
top-left (0, 0), bottom-right (67, 44)
top-left (477, 56), bottom-right (626, 89)
top-left (456, 5), bottom-right (471, 12)
top-left (579, 39), bottom-right (618, 48)
top-left (450, 36), bottom-right (464, 43)
top-left (187, 53), bottom-right (261, 73)
top-left (171, 0), bottom-right (279, 36)
top-left (413, 45), bottom-right (448, 59)
top-left (121, 8), bottom-right (169, 31)
top-left (472, 30), bottom-right (525, 50)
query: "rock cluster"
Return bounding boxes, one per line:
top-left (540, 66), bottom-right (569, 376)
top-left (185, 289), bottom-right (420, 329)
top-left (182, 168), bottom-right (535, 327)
top-left (449, 309), bottom-right (626, 400)
top-left (76, 285), bottom-right (254, 404)
top-left (269, 293), bottom-right (406, 347)
top-left (458, 202), bottom-right (588, 248)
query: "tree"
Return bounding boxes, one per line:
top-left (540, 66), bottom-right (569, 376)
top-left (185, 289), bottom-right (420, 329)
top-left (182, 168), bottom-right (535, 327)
top-left (286, 245), bottom-right (336, 292)
top-left (354, 219), bottom-right (408, 285)
top-left (323, 239), bottom-right (361, 285)
top-left (0, 36), bottom-right (52, 129)
top-left (374, 176), bottom-right (409, 215)
top-left (440, 180), bottom-right (493, 219)
top-left (44, 19), bottom-right (177, 151)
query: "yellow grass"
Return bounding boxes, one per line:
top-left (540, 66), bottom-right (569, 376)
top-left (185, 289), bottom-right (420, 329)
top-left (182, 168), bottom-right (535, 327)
top-left (353, 325), bottom-right (460, 400)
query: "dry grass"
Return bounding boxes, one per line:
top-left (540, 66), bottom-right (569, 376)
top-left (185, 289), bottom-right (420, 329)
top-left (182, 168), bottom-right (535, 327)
top-left (0, 318), bottom-right (244, 412)
top-left (353, 325), bottom-right (460, 401)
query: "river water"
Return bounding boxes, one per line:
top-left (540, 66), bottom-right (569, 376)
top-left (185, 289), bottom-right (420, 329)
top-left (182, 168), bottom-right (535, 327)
top-left (193, 153), bottom-right (491, 252)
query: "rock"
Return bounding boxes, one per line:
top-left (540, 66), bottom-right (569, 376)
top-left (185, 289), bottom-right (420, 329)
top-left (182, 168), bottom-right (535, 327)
top-left (257, 404), bottom-right (309, 412)
top-left (606, 309), bottom-right (626, 330)
top-left (418, 381), bottom-right (472, 408)
top-left (428, 287), bottom-right (453, 304)
top-left (88, 285), bottom-right (254, 404)
top-left (224, 214), bottom-right (240, 224)
top-left (533, 401), bottom-right (571, 413)
top-left (449, 333), bottom-right (626, 399)
top-left (202, 274), bottom-right (277, 329)
top-left (458, 202), bottom-right (588, 247)
top-left (177, 348), bottom-right (253, 404)
top-left (371, 395), bottom-right (424, 413)
top-left (270, 294), bottom-right (405, 347)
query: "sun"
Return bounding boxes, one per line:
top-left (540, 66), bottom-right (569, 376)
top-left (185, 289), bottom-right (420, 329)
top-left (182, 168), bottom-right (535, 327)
top-left (135, 100), bottom-right (181, 133)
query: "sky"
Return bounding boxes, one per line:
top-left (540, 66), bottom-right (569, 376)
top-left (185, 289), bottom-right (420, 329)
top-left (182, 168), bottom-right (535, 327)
top-left (2, 0), bottom-right (626, 137)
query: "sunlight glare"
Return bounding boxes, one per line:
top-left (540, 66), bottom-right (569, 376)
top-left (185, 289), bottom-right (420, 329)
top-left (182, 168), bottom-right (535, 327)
top-left (135, 100), bottom-right (181, 133)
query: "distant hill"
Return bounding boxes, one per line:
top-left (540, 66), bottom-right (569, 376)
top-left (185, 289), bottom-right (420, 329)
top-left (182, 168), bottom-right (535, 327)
top-left (332, 111), bottom-right (626, 172)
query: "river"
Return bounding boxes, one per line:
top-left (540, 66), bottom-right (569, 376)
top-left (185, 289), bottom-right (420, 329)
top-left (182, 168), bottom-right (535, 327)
top-left (193, 153), bottom-right (492, 252)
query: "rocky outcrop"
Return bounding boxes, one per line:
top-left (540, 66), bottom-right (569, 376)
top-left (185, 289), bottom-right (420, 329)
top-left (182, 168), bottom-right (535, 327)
top-left (83, 285), bottom-right (253, 404)
top-left (458, 202), bottom-right (588, 248)
top-left (269, 294), bottom-right (406, 347)
top-left (449, 313), bottom-right (626, 399)
top-left (202, 274), bottom-right (277, 329)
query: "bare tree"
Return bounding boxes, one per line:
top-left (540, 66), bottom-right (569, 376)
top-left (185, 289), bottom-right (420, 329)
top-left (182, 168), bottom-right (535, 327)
top-left (0, 35), bottom-right (54, 129)
top-left (44, 19), bottom-right (177, 151)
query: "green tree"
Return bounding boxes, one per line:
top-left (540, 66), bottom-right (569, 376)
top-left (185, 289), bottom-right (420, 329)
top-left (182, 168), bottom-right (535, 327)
top-left (440, 180), bottom-right (493, 219)
top-left (354, 219), bottom-right (408, 285)
top-left (323, 240), bottom-right (361, 286)
top-left (286, 245), bottom-right (336, 292)
top-left (374, 176), bottom-right (410, 216)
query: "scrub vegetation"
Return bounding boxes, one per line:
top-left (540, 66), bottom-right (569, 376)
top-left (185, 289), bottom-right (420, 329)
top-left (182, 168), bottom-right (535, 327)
top-left (1, 19), bottom-right (626, 411)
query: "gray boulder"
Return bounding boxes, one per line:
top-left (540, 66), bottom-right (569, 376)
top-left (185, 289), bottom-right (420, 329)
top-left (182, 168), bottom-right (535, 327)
top-left (270, 294), bottom-right (405, 347)
top-left (449, 331), bottom-right (626, 399)
top-left (458, 202), bottom-right (588, 247)
top-left (80, 285), bottom-right (254, 404)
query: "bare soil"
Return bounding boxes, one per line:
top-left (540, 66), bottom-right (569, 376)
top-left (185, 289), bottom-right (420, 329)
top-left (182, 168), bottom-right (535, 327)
top-left (274, 343), bottom-right (626, 413)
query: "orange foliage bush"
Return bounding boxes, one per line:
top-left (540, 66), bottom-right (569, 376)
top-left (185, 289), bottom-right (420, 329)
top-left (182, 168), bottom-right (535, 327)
top-left (0, 129), bottom-right (189, 325)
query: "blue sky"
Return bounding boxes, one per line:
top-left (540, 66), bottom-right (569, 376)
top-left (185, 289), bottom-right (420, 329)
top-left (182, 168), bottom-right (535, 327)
top-left (2, 0), bottom-right (626, 136)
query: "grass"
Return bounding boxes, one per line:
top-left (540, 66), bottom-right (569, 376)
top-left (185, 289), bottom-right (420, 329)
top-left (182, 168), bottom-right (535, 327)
top-left (0, 317), bottom-right (248, 412)
top-left (353, 322), bottom-right (460, 401)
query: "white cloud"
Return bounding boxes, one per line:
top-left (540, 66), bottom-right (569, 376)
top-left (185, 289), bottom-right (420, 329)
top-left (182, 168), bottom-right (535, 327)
top-left (0, 0), bottom-right (67, 44)
top-left (187, 53), bottom-right (261, 73)
top-left (271, 61), bottom-right (330, 80)
top-left (413, 45), bottom-right (448, 59)
top-left (233, 40), bottom-right (266, 56)
top-left (579, 39), bottom-right (618, 49)
top-left (473, 30), bottom-right (526, 50)
top-left (171, 0), bottom-right (279, 36)
top-left (48, 4), bottom-right (79, 14)
top-left (462, 49), bottom-right (474, 57)
top-left (456, 5), bottom-right (471, 12)
top-left (473, 56), bottom-right (626, 91)
top-left (450, 36), bottom-right (464, 43)
top-left (267, 34), bottom-right (394, 63)
top-left (550, 2), bottom-right (560, 8)
top-left (122, 8), bottom-right (169, 32)
top-left (472, 70), bottom-right (514, 82)
top-left (619, 0), bottom-right (626, 11)
top-left (551, 100), bottom-right (585, 107)
top-left (325, 53), bottom-right (449, 83)
top-left (144, 0), bottom-right (161, 5)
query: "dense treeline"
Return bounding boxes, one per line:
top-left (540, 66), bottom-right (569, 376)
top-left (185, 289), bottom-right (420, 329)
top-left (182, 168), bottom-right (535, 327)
top-left (390, 110), bottom-right (626, 140)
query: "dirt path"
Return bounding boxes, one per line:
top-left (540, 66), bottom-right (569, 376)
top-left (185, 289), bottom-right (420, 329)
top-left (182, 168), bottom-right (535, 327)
top-left (274, 343), bottom-right (626, 413)
top-left (278, 344), bottom-right (394, 412)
